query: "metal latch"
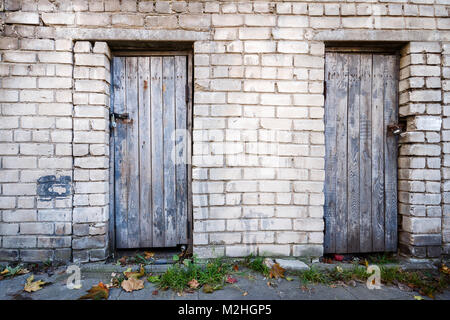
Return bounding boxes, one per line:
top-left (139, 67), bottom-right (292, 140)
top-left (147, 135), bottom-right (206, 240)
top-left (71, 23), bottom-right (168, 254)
top-left (110, 112), bottom-right (130, 128)
top-left (387, 123), bottom-right (404, 136)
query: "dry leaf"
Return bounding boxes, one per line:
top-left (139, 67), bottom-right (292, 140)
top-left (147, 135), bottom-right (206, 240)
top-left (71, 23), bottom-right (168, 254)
top-left (0, 269), bottom-right (9, 275)
top-left (286, 277), bottom-right (293, 281)
top-left (441, 264), bottom-right (449, 275)
top-left (233, 264), bottom-right (239, 271)
top-left (414, 295), bottom-right (424, 301)
top-left (118, 256), bottom-right (128, 266)
top-left (242, 291), bottom-right (248, 296)
top-left (269, 263), bottom-right (285, 279)
top-left (79, 282), bottom-right (109, 300)
top-left (398, 283), bottom-right (413, 292)
top-left (124, 265), bottom-right (145, 280)
top-left (121, 278), bottom-right (144, 292)
top-left (144, 251), bottom-right (155, 259)
top-left (202, 284), bottom-right (214, 293)
top-left (188, 279), bottom-right (199, 289)
top-left (226, 276), bottom-right (237, 284)
top-left (24, 275), bottom-right (47, 293)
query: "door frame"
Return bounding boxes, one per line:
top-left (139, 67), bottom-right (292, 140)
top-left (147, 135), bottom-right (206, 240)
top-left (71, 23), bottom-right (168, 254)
top-left (108, 50), bottom-right (194, 255)
top-left (323, 45), bottom-right (402, 254)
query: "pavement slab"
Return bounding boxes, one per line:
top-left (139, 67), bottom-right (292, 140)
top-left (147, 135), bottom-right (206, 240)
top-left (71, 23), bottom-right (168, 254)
top-left (0, 265), bottom-right (448, 301)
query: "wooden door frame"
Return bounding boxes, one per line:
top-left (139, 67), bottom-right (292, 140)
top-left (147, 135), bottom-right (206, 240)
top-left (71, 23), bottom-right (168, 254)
top-left (323, 45), bottom-right (401, 254)
top-left (108, 50), bottom-right (194, 256)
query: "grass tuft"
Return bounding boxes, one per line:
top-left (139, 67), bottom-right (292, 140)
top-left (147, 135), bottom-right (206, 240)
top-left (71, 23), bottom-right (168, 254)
top-left (242, 255), bottom-right (270, 277)
top-left (158, 257), bottom-right (232, 292)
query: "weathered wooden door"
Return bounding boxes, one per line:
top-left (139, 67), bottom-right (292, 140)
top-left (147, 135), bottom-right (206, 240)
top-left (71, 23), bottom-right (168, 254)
top-left (112, 55), bottom-right (189, 249)
top-left (324, 52), bottom-right (398, 254)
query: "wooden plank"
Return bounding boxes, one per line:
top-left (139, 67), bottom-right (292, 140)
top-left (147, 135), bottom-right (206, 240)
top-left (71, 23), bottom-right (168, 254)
top-left (335, 53), bottom-right (349, 253)
top-left (371, 54), bottom-right (386, 252)
top-left (324, 52), bottom-right (337, 254)
top-left (359, 54), bottom-right (373, 253)
top-left (347, 54), bottom-right (361, 253)
top-left (163, 56), bottom-right (177, 247)
top-left (186, 52), bottom-right (194, 251)
top-left (138, 57), bottom-right (152, 247)
top-left (384, 55), bottom-right (398, 252)
top-left (175, 55), bottom-right (188, 244)
top-left (151, 57), bottom-right (165, 247)
top-left (113, 56), bottom-right (128, 249)
top-left (125, 57), bottom-right (140, 248)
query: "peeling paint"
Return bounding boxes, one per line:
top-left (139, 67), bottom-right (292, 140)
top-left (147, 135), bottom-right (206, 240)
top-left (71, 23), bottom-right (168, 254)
top-left (37, 175), bottom-right (71, 201)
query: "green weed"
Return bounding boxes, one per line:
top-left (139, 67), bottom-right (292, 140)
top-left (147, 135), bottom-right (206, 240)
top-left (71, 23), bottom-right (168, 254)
top-left (242, 255), bottom-right (270, 277)
top-left (158, 257), bottom-right (232, 292)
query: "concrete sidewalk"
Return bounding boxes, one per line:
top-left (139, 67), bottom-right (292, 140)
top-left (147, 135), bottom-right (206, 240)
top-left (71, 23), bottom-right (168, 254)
top-left (0, 266), bottom-right (449, 300)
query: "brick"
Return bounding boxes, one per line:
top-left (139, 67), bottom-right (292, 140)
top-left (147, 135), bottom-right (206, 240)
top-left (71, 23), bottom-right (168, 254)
top-left (6, 12), bottom-right (40, 25)
top-left (42, 13), bottom-right (75, 25)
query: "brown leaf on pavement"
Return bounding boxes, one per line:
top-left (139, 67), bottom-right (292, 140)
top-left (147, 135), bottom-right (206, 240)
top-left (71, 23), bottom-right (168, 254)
top-left (121, 278), bottom-right (145, 292)
top-left (24, 275), bottom-right (47, 293)
top-left (124, 265), bottom-right (145, 280)
top-left (269, 263), bottom-right (285, 279)
top-left (202, 284), bottom-right (214, 293)
top-left (79, 282), bottom-right (109, 300)
top-left (118, 256), bottom-right (128, 266)
top-left (188, 279), bottom-right (199, 289)
top-left (144, 251), bottom-right (155, 260)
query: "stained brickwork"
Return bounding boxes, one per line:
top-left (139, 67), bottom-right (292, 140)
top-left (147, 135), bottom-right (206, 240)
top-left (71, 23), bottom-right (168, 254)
top-left (0, 0), bottom-right (449, 262)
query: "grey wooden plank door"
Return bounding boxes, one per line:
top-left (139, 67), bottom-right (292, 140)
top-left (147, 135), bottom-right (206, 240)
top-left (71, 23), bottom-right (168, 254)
top-left (324, 52), bottom-right (398, 254)
top-left (112, 55), bottom-right (189, 249)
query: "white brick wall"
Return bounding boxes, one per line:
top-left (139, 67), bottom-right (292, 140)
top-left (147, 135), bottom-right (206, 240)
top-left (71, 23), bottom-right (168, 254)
top-left (398, 42), bottom-right (443, 258)
top-left (0, 0), bottom-right (449, 262)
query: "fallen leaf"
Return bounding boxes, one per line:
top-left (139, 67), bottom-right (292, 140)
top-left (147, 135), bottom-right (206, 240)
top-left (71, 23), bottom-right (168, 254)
top-left (118, 256), bottom-right (128, 266)
top-left (441, 264), bottom-right (449, 275)
top-left (202, 284), bottom-right (214, 293)
top-left (79, 282), bottom-right (109, 300)
top-left (226, 276), bottom-right (237, 284)
top-left (269, 263), bottom-right (285, 279)
top-left (286, 277), bottom-right (293, 281)
top-left (233, 264), bottom-right (239, 272)
top-left (335, 266), bottom-right (343, 273)
top-left (188, 279), bottom-right (200, 289)
top-left (334, 254), bottom-right (344, 261)
top-left (348, 280), bottom-right (356, 287)
top-left (242, 291), bottom-right (248, 296)
top-left (398, 283), bottom-right (413, 292)
top-left (152, 290), bottom-right (158, 295)
top-left (24, 275), bottom-right (47, 293)
top-left (144, 251), bottom-right (155, 260)
top-left (121, 278), bottom-right (144, 292)
top-left (0, 269), bottom-right (9, 275)
top-left (336, 281), bottom-right (347, 287)
top-left (124, 265), bottom-right (145, 280)
top-left (414, 295), bottom-right (424, 300)
top-left (323, 258), bottom-right (333, 264)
